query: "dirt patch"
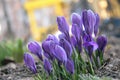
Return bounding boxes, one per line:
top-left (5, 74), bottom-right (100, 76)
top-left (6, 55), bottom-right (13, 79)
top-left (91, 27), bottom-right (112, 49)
top-left (0, 63), bottom-right (34, 80)
top-left (97, 58), bottom-right (120, 79)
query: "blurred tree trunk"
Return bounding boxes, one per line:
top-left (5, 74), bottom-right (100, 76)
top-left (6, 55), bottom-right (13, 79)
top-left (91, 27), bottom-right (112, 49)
top-left (1, 0), bottom-right (14, 39)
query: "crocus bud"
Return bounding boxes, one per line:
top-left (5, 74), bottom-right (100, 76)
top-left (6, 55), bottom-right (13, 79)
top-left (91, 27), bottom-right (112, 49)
top-left (82, 10), bottom-right (96, 36)
top-left (43, 59), bottom-right (52, 75)
top-left (24, 53), bottom-right (37, 74)
top-left (71, 13), bottom-right (83, 35)
top-left (97, 36), bottom-right (107, 52)
top-left (42, 35), bottom-right (58, 60)
top-left (57, 16), bottom-right (69, 35)
top-left (94, 13), bottom-right (100, 36)
top-left (42, 40), bottom-right (55, 60)
top-left (65, 59), bottom-right (74, 74)
top-left (28, 41), bottom-right (43, 61)
top-left (42, 40), bottom-right (51, 54)
top-left (59, 38), bottom-right (72, 58)
top-left (71, 13), bottom-right (82, 26)
top-left (54, 45), bottom-right (67, 63)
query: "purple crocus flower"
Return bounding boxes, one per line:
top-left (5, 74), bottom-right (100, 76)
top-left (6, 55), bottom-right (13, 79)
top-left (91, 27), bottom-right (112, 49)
top-left (57, 16), bottom-right (70, 42)
top-left (83, 41), bottom-right (98, 59)
top-left (97, 36), bottom-right (107, 53)
top-left (24, 53), bottom-right (37, 74)
top-left (28, 41), bottom-right (43, 61)
top-left (65, 59), bottom-right (74, 74)
top-left (71, 13), bottom-right (83, 36)
top-left (71, 13), bottom-right (82, 26)
top-left (94, 13), bottom-right (100, 36)
top-left (42, 40), bottom-right (51, 54)
top-left (42, 35), bottom-right (58, 60)
top-left (57, 16), bottom-right (69, 35)
top-left (53, 45), bottom-right (67, 63)
top-left (59, 37), bottom-right (72, 58)
top-left (82, 10), bottom-right (96, 36)
top-left (43, 59), bottom-right (52, 75)
top-left (42, 40), bottom-right (56, 60)
top-left (71, 24), bottom-right (83, 53)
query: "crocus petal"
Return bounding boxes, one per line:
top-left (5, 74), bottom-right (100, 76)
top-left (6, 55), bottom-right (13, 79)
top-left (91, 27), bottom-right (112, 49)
top-left (82, 10), bottom-right (89, 33)
top-left (72, 24), bottom-right (81, 40)
top-left (59, 33), bottom-right (68, 42)
top-left (46, 34), bottom-right (59, 44)
top-left (24, 53), bottom-right (37, 74)
top-left (57, 16), bottom-right (69, 34)
top-left (42, 40), bottom-right (51, 54)
top-left (72, 23), bottom-right (83, 53)
top-left (84, 41), bottom-right (98, 51)
top-left (94, 13), bottom-right (100, 36)
top-left (83, 34), bottom-right (93, 43)
top-left (28, 41), bottom-right (43, 61)
top-left (77, 37), bottom-right (82, 53)
top-left (59, 38), bottom-right (72, 58)
top-left (71, 13), bottom-right (81, 25)
top-left (87, 10), bottom-right (96, 32)
top-left (82, 10), bottom-right (96, 36)
top-left (42, 34), bottom-right (59, 60)
top-left (28, 41), bottom-right (41, 53)
top-left (43, 52), bottom-right (51, 60)
top-left (71, 13), bottom-right (83, 35)
top-left (83, 41), bottom-right (98, 57)
top-left (89, 41), bottom-right (98, 51)
top-left (70, 35), bottom-right (77, 47)
top-left (97, 36), bottom-right (107, 52)
top-left (54, 45), bottom-right (67, 63)
top-left (43, 59), bottom-right (52, 75)
top-left (65, 59), bottom-right (74, 74)
top-left (42, 40), bottom-right (55, 60)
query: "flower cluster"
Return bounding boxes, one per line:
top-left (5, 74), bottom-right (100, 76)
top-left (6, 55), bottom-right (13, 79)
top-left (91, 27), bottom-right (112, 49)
top-left (24, 10), bottom-right (107, 80)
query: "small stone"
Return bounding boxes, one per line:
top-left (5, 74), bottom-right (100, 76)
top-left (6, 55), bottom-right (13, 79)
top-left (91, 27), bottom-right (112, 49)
top-left (7, 76), bottom-right (12, 79)
top-left (7, 63), bottom-right (16, 69)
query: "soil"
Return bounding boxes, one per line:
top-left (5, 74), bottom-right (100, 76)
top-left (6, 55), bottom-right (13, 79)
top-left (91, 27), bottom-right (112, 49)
top-left (97, 58), bottom-right (120, 80)
top-left (0, 36), bottom-right (120, 80)
top-left (0, 63), bottom-right (34, 80)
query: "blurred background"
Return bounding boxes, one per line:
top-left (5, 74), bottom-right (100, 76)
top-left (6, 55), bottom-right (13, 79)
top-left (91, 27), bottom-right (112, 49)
top-left (0, 0), bottom-right (120, 65)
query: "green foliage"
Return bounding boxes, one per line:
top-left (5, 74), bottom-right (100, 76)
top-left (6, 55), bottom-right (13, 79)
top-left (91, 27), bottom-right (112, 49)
top-left (0, 42), bottom-right (12, 65)
top-left (12, 39), bottom-right (24, 62)
top-left (0, 39), bottom-right (26, 65)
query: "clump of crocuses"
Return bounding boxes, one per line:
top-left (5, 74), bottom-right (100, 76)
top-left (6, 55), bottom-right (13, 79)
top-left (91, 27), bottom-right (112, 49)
top-left (24, 10), bottom-right (107, 80)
